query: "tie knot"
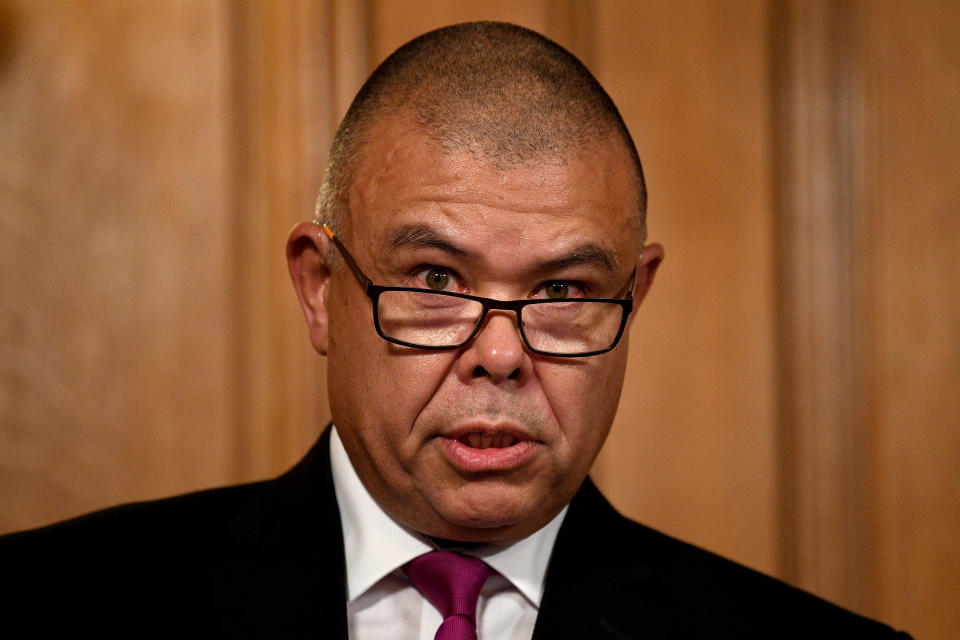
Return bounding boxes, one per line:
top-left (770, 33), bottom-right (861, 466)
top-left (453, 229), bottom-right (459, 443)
top-left (403, 551), bottom-right (492, 639)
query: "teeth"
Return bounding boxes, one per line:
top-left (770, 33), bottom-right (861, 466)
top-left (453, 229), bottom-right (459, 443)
top-left (460, 432), bottom-right (518, 449)
top-left (493, 435), bottom-right (511, 448)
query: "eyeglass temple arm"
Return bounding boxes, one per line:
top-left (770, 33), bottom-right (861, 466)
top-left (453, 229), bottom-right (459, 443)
top-left (321, 224), bottom-right (372, 291)
top-left (624, 268), bottom-right (637, 300)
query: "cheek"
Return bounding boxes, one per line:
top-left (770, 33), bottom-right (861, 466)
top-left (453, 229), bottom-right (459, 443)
top-left (380, 353), bottom-right (456, 429)
top-left (329, 323), bottom-right (454, 440)
top-left (535, 353), bottom-right (627, 448)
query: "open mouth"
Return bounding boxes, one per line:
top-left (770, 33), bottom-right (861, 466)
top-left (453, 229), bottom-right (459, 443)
top-left (441, 426), bottom-right (537, 472)
top-left (458, 432), bottom-right (518, 449)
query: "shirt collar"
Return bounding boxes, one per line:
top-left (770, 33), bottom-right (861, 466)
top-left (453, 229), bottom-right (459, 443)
top-left (329, 425), bottom-right (567, 607)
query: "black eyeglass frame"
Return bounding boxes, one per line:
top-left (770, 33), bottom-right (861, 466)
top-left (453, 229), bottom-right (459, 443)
top-left (321, 224), bottom-right (635, 358)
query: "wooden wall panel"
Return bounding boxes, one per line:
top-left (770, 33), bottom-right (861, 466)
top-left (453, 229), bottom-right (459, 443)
top-left (773, 2), bottom-right (960, 635)
top-left (227, 0), bottom-right (338, 480)
top-left (772, 0), bottom-right (873, 610)
top-left (0, 1), bottom-right (233, 532)
top-left (856, 2), bottom-right (960, 635)
top-left (591, 0), bottom-right (778, 577)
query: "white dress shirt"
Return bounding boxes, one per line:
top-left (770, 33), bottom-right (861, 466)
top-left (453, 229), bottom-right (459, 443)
top-left (329, 426), bottom-right (567, 640)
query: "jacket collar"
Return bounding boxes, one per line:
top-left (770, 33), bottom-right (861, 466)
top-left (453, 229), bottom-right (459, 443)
top-left (213, 428), bottom-right (348, 638)
top-left (533, 478), bottom-right (677, 639)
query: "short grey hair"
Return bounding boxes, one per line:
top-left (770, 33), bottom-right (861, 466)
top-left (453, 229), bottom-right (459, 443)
top-left (315, 21), bottom-right (647, 244)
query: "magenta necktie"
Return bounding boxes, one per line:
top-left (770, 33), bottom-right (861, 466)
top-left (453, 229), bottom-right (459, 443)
top-left (403, 550), bottom-right (492, 640)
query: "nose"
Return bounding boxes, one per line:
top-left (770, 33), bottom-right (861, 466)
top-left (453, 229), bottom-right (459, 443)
top-left (455, 311), bottom-right (530, 384)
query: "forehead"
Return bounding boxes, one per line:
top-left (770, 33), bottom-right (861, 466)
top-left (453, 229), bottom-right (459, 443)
top-left (344, 116), bottom-right (640, 261)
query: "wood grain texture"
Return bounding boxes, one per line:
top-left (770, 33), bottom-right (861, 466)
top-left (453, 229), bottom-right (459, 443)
top-left (855, 2), bottom-right (960, 635)
top-left (773, 3), bottom-right (960, 635)
top-left (591, 0), bottom-right (779, 578)
top-left (227, 0), bottom-right (336, 480)
top-left (771, 0), bottom-right (872, 610)
top-left (0, 0), bottom-right (233, 532)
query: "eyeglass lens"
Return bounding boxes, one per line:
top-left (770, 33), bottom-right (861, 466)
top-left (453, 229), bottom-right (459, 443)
top-left (375, 290), bottom-right (624, 355)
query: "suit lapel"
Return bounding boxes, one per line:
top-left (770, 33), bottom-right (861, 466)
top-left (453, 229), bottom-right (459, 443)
top-left (211, 428), bottom-right (349, 639)
top-left (533, 478), bottom-right (679, 640)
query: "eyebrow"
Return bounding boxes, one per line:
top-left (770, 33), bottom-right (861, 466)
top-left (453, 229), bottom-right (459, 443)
top-left (537, 245), bottom-right (619, 273)
top-left (388, 224), bottom-right (469, 257)
top-left (386, 223), bottom-right (620, 273)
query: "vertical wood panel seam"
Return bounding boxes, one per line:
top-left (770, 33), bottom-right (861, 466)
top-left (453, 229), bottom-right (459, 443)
top-left (768, 0), bottom-right (798, 586)
top-left (225, 0), bottom-right (254, 481)
top-left (770, 0), bottom-right (875, 613)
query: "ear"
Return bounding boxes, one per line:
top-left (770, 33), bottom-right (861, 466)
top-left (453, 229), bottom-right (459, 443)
top-left (631, 242), bottom-right (664, 308)
top-left (286, 222), bottom-right (332, 355)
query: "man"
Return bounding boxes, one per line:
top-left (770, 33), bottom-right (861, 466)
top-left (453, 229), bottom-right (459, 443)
top-left (1, 22), bottom-right (908, 638)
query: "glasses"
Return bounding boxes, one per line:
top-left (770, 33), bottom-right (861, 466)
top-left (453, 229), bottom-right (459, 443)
top-left (321, 224), bottom-right (634, 358)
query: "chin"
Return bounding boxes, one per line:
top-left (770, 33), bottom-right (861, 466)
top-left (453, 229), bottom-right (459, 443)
top-left (430, 497), bottom-right (554, 543)
top-left (447, 509), bottom-right (523, 531)
top-left (432, 520), bottom-right (528, 544)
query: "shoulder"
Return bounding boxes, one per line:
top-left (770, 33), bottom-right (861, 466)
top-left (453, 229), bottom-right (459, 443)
top-left (0, 482), bottom-right (268, 619)
top-left (540, 479), bottom-right (912, 638)
top-left (0, 428), bottom-right (337, 567)
top-left (0, 431), bottom-right (344, 634)
top-left (1, 480), bottom-right (265, 556)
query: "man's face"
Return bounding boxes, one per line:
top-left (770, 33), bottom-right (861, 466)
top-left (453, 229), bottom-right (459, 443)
top-left (298, 116), bottom-right (660, 543)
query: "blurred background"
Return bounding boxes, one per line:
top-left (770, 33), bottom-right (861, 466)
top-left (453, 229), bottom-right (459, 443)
top-left (1, 1), bottom-right (957, 637)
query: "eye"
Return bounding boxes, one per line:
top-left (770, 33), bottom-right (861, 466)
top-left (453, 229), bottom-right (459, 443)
top-left (419, 267), bottom-right (455, 291)
top-left (536, 280), bottom-right (588, 299)
top-left (544, 282), bottom-right (570, 299)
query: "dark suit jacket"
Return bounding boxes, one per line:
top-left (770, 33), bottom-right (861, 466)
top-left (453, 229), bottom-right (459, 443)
top-left (1, 428), bottom-right (909, 638)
